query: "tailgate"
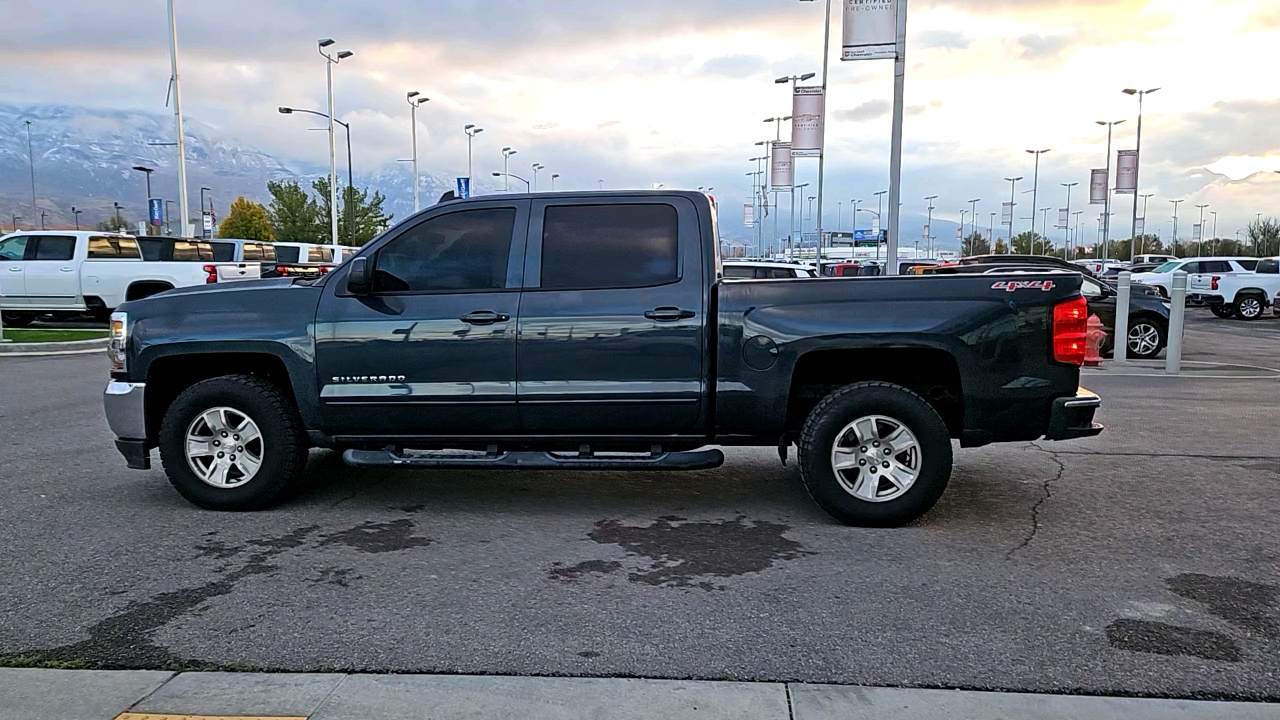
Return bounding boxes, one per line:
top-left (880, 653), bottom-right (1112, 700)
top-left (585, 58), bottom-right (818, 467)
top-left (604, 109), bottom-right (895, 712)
top-left (215, 263), bottom-right (261, 282)
top-left (1188, 273), bottom-right (1214, 292)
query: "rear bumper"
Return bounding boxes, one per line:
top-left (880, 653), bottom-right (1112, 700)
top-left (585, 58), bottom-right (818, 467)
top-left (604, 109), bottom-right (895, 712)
top-left (1044, 388), bottom-right (1103, 441)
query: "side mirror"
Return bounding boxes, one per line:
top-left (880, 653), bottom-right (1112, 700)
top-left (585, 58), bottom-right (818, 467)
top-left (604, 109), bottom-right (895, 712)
top-left (346, 256), bottom-right (372, 295)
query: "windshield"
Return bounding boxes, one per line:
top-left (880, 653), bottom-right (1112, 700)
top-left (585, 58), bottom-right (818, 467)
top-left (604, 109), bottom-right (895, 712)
top-left (1153, 262), bottom-right (1180, 273)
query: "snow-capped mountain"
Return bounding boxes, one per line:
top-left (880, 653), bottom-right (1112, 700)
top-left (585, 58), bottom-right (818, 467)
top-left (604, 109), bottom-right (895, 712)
top-left (0, 104), bottom-right (484, 230)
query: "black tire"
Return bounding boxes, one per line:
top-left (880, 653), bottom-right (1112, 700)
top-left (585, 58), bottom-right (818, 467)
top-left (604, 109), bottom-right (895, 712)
top-left (1126, 317), bottom-right (1166, 360)
top-left (1209, 303), bottom-right (1234, 319)
top-left (159, 374), bottom-right (308, 510)
top-left (1234, 294), bottom-right (1265, 321)
top-left (1, 311), bottom-right (35, 328)
top-left (798, 381), bottom-right (953, 527)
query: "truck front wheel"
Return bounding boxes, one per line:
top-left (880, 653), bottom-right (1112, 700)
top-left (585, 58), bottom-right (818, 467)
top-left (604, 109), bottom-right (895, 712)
top-left (158, 374), bottom-right (308, 510)
top-left (798, 382), bottom-right (953, 527)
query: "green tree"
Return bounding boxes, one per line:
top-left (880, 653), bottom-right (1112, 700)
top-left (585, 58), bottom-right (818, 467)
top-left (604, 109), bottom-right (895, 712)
top-left (1011, 231), bottom-right (1042, 255)
top-left (267, 180), bottom-right (323, 242)
top-left (961, 231), bottom-right (990, 256)
top-left (1247, 216), bottom-right (1280, 257)
top-left (993, 236), bottom-right (1008, 254)
top-left (217, 196), bottom-right (275, 241)
top-left (98, 215), bottom-right (129, 232)
top-left (314, 176), bottom-right (393, 247)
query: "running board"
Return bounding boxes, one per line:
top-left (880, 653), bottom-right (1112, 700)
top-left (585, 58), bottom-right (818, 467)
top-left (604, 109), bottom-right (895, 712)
top-left (342, 447), bottom-right (724, 471)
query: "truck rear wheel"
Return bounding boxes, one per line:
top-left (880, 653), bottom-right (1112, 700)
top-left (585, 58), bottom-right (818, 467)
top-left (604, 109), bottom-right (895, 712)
top-left (1234, 294), bottom-right (1265, 320)
top-left (798, 382), bottom-right (953, 527)
top-left (158, 374), bottom-right (308, 511)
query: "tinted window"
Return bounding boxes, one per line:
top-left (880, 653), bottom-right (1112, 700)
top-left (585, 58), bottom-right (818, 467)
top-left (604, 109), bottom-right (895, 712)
top-left (275, 246), bottom-right (301, 264)
top-left (540, 204), bottom-right (678, 290)
top-left (173, 241), bottom-right (215, 261)
top-left (374, 208), bottom-right (515, 293)
top-left (768, 268), bottom-right (799, 279)
top-left (87, 236), bottom-right (141, 259)
top-left (1178, 262), bottom-right (1202, 274)
top-left (1201, 261), bottom-right (1232, 273)
top-left (723, 265), bottom-right (755, 279)
top-left (210, 242), bottom-right (236, 262)
top-left (138, 238), bottom-right (163, 260)
top-left (1237, 259), bottom-right (1258, 271)
top-left (308, 247), bottom-right (333, 263)
top-left (0, 235), bottom-right (31, 261)
top-left (34, 236), bottom-right (76, 261)
top-left (1257, 259), bottom-right (1279, 274)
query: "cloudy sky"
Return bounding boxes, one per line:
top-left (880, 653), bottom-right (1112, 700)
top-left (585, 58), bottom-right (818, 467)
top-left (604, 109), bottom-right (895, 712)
top-left (4, 0), bottom-right (1279, 244)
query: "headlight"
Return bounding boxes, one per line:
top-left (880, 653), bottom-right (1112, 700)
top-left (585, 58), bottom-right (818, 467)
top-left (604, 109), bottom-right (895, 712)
top-left (108, 311), bottom-right (128, 372)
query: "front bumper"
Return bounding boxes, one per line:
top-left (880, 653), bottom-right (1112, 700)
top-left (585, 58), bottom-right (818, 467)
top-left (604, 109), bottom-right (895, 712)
top-left (1044, 388), bottom-right (1103, 441)
top-left (104, 381), bottom-right (151, 469)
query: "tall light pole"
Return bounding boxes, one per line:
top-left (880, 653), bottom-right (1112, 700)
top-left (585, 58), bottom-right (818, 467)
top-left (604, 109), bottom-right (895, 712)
top-left (464, 125), bottom-right (483, 184)
top-left (501, 148), bottom-right (517, 191)
top-left (850, 199), bottom-right (861, 231)
top-left (988, 212), bottom-right (996, 246)
top-left (532, 163), bottom-right (544, 192)
top-left (1169, 199), bottom-right (1183, 254)
top-left (406, 91), bottom-right (428, 212)
top-left (199, 186), bottom-right (211, 238)
top-left (23, 120), bottom-right (37, 216)
top-left (492, 172), bottom-right (530, 191)
top-left (967, 198), bottom-right (980, 238)
top-left (113, 202), bottom-right (124, 228)
top-left (1210, 210), bottom-right (1218, 254)
top-left (1038, 207), bottom-right (1052, 256)
top-left (924, 195), bottom-right (937, 258)
top-left (166, 0), bottom-right (190, 237)
top-left (279, 107), bottom-right (354, 243)
top-left (71, 207), bottom-right (82, 230)
top-left (1004, 177), bottom-right (1022, 253)
top-left (1195, 203), bottom-right (1209, 256)
top-left (1095, 120), bottom-right (1125, 260)
top-left (551, 173), bottom-right (560, 191)
top-left (794, 182), bottom-right (810, 255)
top-left (1061, 182), bottom-right (1077, 258)
top-left (132, 166), bottom-right (155, 235)
top-left (598, 180), bottom-right (604, 190)
top-left (793, 0), bottom-right (835, 273)
top-left (1025, 149), bottom-right (1050, 244)
top-left (1136, 192), bottom-right (1154, 255)
top-left (319, 38), bottom-right (354, 252)
top-left (1123, 88), bottom-right (1159, 262)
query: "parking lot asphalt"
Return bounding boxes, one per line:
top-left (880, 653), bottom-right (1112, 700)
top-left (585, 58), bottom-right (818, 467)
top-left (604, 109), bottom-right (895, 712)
top-left (1, 309), bottom-right (1278, 701)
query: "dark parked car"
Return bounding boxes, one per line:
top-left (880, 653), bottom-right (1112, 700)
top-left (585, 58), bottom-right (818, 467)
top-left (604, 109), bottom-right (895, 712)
top-left (104, 191), bottom-right (1101, 527)
top-left (928, 254), bottom-right (1102, 278)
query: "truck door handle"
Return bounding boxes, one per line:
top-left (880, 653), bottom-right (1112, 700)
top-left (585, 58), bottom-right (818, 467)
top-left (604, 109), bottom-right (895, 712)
top-left (460, 311), bottom-right (510, 325)
top-left (644, 307), bottom-right (696, 322)
top-left (60, 267), bottom-right (75, 272)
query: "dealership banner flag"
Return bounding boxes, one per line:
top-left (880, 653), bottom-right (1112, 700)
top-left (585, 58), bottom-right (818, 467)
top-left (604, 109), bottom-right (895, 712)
top-left (1001, 202), bottom-right (1014, 225)
top-left (1057, 208), bottom-right (1069, 229)
top-left (1115, 150), bottom-right (1138, 194)
top-left (791, 87), bottom-right (825, 157)
top-left (842, 0), bottom-right (897, 60)
top-left (743, 203), bottom-right (755, 227)
top-left (1089, 169), bottom-right (1107, 204)
top-left (770, 142), bottom-right (794, 189)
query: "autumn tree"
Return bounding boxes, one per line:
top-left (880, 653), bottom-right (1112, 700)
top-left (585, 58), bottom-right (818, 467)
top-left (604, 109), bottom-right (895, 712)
top-left (217, 196), bottom-right (275, 241)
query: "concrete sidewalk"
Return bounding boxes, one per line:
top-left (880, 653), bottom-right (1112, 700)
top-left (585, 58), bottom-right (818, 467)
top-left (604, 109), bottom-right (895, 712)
top-left (3, 669), bottom-right (1278, 720)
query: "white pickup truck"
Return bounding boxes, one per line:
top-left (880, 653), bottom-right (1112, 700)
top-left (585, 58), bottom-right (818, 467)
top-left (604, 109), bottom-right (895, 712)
top-left (0, 231), bottom-right (258, 325)
top-left (1189, 257), bottom-right (1280, 320)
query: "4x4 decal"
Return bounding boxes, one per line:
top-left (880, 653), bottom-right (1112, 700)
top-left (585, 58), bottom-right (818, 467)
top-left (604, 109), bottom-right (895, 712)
top-left (991, 280), bottom-right (1055, 292)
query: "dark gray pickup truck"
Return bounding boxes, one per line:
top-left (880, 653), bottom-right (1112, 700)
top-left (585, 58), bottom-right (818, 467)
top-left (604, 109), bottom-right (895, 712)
top-left (104, 190), bottom-right (1101, 526)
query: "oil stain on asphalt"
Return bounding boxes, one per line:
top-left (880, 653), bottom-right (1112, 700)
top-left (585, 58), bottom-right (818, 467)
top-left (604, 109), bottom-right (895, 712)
top-left (1106, 573), bottom-right (1280, 662)
top-left (318, 519), bottom-right (433, 554)
top-left (551, 515), bottom-right (814, 590)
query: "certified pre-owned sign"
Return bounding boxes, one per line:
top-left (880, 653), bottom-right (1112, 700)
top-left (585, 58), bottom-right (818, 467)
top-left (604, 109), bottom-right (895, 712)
top-left (991, 280), bottom-right (1055, 292)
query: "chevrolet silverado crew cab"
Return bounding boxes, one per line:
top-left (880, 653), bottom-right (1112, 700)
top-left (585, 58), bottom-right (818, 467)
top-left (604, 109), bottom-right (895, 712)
top-left (103, 191), bottom-right (1102, 527)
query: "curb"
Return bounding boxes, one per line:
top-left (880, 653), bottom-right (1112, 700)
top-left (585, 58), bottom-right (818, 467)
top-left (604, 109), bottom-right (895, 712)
top-left (0, 337), bottom-right (108, 357)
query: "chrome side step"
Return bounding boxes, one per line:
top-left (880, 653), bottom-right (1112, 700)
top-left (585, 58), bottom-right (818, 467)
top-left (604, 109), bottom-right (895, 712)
top-left (342, 446), bottom-right (724, 471)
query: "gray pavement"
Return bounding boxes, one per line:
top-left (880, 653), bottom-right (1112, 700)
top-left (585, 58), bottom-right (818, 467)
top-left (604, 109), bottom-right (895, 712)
top-left (5, 669), bottom-right (1280, 719)
top-left (1, 309), bottom-right (1279, 704)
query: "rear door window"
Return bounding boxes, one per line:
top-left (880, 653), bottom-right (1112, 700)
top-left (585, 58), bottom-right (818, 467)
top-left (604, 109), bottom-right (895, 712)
top-left (1236, 260), bottom-right (1258, 271)
top-left (1256, 259), bottom-right (1279, 274)
top-left (1201, 261), bottom-right (1233, 273)
top-left (33, 236), bottom-right (76, 260)
top-left (210, 242), bottom-right (236, 262)
top-left (308, 247), bottom-right (333, 263)
top-left (172, 241), bottom-right (215, 261)
top-left (539, 204), bottom-right (679, 290)
top-left (723, 265), bottom-right (755, 279)
top-left (87, 236), bottom-right (141, 259)
top-left (275, 246), bottom-right (301, 263)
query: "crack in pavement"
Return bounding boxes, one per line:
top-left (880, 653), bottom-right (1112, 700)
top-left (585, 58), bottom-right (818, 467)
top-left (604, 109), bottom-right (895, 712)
top-left (1007, 445), bottom-right (1066, 558)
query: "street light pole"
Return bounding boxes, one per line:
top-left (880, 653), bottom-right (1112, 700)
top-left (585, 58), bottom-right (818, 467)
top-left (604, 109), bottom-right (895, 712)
top-left (1095, 120), bottom-right (1125, 260)
top-left (1004, 176), bottom-right (1022, 254)
top-left (924, 195), bottom-right (937, 258)
top-left (199, 186), bottom-right (211, 238)
top-left (279, 107), bottom-right (354, 242)
top-left (72, 207), bottom-right (82, 230)
top-left (1123, 87), bottom-right (1159, 262)
top-left (491, 172), bottom-right (530, 191)
top-left (501, 148), bottom-right (517, 191)
top-left (1195, 203), bottom-right (1209, 256)
top-left (967, 198), bottom-right (980, 238)
top-left (24, 120), bottom-right (37, 217)
top-left (1061, 182), bottom-right (1077, 258)
top-left (532, 163), bottom-right (544, 192)
top-left (407, 92), bottom-right (428, 212)
top-left (132, 165), bottom-right (155, 235)
top-left (464, 125), bottom-right (483, 185)
top-left (1169, 199), bottom-right (1183, 254)
top-left (1210, 211), bottom-right (1218, 254)
top-left (551, 173), bottom-right (560, 191)
top-left (319, 38), bottom-right (354, 253)
top-left (1025, 149), bottom-right (1050, 250)
top-left (166, 0), bottom-right (190, 237)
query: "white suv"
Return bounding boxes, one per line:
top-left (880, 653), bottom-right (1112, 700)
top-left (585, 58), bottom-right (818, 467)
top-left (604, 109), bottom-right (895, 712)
top-left (1130, 257), bottom-right (1259, 298)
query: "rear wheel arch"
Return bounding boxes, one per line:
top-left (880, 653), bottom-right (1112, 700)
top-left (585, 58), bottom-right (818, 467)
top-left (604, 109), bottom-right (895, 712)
top-left (125, 280), bottom-right (176, 302)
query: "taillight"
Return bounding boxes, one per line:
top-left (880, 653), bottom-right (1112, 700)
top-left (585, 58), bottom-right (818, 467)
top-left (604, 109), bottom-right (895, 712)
top-left (1052, 296), bottom-right (1089, 365)
top-left (319, 266), bottom-right (330, 274)
top-left (1211, 275), bottom-right (1220, 291)
top-left (203, 264), bottom-right (217, 284)
top-left (276, 265), bottom-right (290, 276)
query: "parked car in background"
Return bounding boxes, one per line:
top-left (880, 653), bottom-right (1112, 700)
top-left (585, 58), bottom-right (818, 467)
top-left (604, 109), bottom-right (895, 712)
top-left (0, 231), bottom-right (257, 326)
top-left (924, 255), bottom-right (1100, 278)
top-left (722, 260), bottom-right (817, 279)
top-left (1102, 263), bottom-right (1161, 279)
top-left (1130, 257), bottom-right (1259, 298)
top-left (1133, 254), bottom-right (1178, 265)
top-left (1074, 259), bottom-right (1127, 276)
top-left (1079, 274), bottom-right (1170, 359)
top-left (820, 262), bottom-right (880, 277)
top-left (1190, 257), bottom-right (1280, 320)
top-left (264, 242), bottom-right (337, 279)
top-left (209, 239), bottom-right (277, 263)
